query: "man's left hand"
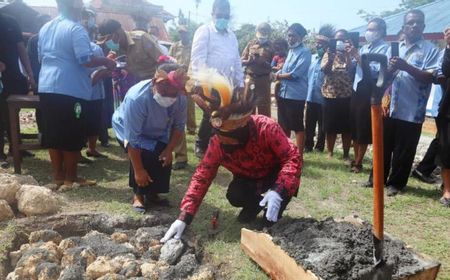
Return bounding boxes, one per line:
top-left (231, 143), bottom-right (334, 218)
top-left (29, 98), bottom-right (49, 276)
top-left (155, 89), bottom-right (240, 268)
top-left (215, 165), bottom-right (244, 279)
top-left (28, 76), bottom-right (37, 91)
top-left (259, 190), bottom-right (283, 222)
top-left (159, 148), bottom-right (173, 167)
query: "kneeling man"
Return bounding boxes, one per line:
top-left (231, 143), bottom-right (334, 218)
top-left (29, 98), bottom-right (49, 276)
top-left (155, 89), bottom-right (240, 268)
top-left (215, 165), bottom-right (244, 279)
top-left (112, 64), bottom-right (188, 212)
top-left (161, 77), bottom-right (302, 242)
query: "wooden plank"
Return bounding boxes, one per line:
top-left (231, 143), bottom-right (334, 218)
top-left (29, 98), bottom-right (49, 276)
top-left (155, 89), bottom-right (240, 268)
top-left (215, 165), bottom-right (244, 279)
top-left (240, 228), bottom-right (320, 280)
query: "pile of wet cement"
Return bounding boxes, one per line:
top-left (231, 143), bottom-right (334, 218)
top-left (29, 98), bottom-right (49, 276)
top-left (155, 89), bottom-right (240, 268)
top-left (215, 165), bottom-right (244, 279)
top-left (270, 217), bottom-right (422, 280)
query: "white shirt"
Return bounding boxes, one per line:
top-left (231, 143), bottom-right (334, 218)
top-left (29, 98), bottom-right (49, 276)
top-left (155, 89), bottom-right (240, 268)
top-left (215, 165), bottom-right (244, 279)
top-left (190, 23), bottom-right (244, 87)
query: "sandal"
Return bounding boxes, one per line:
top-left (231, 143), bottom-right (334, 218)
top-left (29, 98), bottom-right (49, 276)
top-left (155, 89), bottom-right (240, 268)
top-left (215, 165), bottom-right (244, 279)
top-left (132, 195), bottom-right (146, 213)
top-left (351, 164), bottom-right (363, 173)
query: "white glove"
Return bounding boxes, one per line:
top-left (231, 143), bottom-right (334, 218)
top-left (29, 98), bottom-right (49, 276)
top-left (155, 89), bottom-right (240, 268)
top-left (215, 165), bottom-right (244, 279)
top-left (160, 220), bottom-right (186, 243)
top-left (259, 190), bottom-right (283, 222)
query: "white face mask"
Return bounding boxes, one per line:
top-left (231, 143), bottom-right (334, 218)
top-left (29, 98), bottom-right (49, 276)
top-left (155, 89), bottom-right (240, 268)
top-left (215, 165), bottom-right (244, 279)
top-left (154, 92), bottom-right (177, 108)
top-left (365, 30), bottom-right (380, 43)
top-left (336, 40), bottom-right (346, 51)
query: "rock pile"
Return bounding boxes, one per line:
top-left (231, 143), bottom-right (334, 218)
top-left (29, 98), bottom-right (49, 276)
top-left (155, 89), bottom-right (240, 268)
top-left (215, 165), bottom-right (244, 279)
top-left (0, 173), bottom-right (61, 220)
top-left (4, 215), bottom-right (215, 280)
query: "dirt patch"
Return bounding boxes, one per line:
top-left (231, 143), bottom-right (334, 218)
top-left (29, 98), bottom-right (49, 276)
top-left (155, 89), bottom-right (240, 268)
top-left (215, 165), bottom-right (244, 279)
top-left (269, 217), bottom-right (432, 280)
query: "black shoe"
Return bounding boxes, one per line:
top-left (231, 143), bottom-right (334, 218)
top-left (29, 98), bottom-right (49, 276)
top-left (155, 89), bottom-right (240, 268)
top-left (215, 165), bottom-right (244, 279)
top-left (387, 185), bottom-right (400, 197)
top-left (101, 142), bottom-right (111, 148)
top-left (237, 206), bottom-right (262, 223)
top-left (194, 146), bottom-right (205, 159)
top-left (79, 156), bottom-right (93, 164)
top-left (145, 193), bottom-right (170, 207)
top-left (439, 197), bottom-right (450, 207)
top-left (173, 161), bottom-right (188, 170)
top-left (361, 181), bottom-right (373, 188)
top-left (0, 160), bottom-right (9, 169)
top-left (411, 169), bottom-right (436, 184)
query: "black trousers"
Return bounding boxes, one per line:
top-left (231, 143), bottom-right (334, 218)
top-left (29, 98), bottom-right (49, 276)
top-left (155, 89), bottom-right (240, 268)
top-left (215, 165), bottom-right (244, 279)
top-left (305, 102), bottom-right (325, 151)
top-left (383, 118), bottom-right (423, 189)
top-left (415, 119), bottom-right (438, 176)
top-left (0, 94), bottom-right (9, 156)
top-left (226, 171), bottom-right (291, 220)
top-left (196, 111), bottom-right (212, 152)
top-left (99, 78), bottom-right (114, 144)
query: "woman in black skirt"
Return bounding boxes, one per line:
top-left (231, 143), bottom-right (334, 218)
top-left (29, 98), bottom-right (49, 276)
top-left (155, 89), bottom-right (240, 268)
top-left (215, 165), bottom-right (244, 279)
top-left (350, 18), bottom-right (389, 173)
top-left (321, 29), bottom-right (357, 159)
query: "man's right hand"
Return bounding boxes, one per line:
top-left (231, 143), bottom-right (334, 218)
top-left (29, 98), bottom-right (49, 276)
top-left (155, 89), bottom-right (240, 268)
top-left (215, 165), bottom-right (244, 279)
top-left (160, 220), bottom-right (187, 243)
top-left (134, 168), bottom-right (153, 187)
top-left (105, 58), bottom-right (117, 71)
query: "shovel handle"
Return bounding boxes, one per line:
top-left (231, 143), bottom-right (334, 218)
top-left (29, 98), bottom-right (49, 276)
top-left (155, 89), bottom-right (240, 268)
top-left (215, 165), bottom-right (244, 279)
top-left (371, 105), bottom-right (384, 241)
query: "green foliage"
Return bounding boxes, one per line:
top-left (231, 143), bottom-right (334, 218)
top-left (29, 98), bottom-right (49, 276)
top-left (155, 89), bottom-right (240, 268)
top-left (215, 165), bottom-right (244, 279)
top-left (234, 23), bottom-right (256, 53)
top-left (358, 0), bottom-right (436, 21)
top-left (168, 20), bottom-right (202, 42)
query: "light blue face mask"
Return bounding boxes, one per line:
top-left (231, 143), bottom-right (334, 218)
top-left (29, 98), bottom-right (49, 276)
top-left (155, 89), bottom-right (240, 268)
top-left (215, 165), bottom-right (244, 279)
top-left (215, 18), bottom-right (229, 31)
top-left (106, 39), bottom-right (119, 51)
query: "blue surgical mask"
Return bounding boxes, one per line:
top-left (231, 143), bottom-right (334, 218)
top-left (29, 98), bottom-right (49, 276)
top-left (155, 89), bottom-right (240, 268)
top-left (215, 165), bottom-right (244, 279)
top-left (215, 18), bottom-right (229, 31)
top-left (106, 39), bottom-right (119, 51)
top-left (317, 47), bottom-right (325, 58)
top-left (336, 40), bottom-right (346, 51)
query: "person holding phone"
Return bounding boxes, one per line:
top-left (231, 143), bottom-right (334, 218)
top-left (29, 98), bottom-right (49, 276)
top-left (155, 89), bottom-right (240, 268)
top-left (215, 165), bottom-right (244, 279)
top-left (435, 26), bottom-right (450, 207)
top-left (350, 18), bottom-right (389, 173)
top-left (365, 9), bottom-right (440, 196)
top-left (321, 29), bottom-right (357, 159)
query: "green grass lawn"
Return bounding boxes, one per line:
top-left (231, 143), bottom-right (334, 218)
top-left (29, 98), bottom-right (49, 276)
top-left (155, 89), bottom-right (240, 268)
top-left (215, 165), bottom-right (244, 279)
top-left (2, 111), bottom-right (449, 279)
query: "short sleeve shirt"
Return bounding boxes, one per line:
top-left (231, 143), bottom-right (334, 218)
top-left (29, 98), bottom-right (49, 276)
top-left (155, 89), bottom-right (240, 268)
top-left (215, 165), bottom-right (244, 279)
top-left (242, 39), bottom-right (274, 76)
top-left (321, 52), bottom-right (353, 99)
top-left (87, 43), bottom-right (106, 100)
top-left (306, 55), bottom-right (324, 104)
top-left (279, 44), bottom-right (311, 101)
top-left (389, 39), bottom-right (440, 123)
top-left (169, 41), bottom-right (191, 69)
top-left (38, 16), bottom-right (93, 99)
top-left (126, 31), bottom-right (162, 81)
top-left (112, 80), bottom-right (187, 152)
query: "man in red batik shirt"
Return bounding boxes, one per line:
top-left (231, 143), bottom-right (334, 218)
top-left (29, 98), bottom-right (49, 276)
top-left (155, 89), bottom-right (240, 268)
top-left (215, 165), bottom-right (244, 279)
top-left (161, 79), bottom-right (302, 242)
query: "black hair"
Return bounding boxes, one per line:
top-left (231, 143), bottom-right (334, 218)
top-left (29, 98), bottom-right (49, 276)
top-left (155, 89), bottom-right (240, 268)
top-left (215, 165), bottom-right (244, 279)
top-left (98, 19), bottom-right (122, 36)
top-left (212, 0), bottom-right (230, 13)
top-left (288, 23), bottom-right (307, 38)
top-left (404, 9), bottom-right (425, 22)
top-left (318, 24), bottom-right (336, 39)
top-left (368, 18), bottom-right (387, 37)
top-left (158, 63), bottom-right (181, 73)
top-left (273, 38), bottom-right (288, 50)
top-left (335, 29), bottom-right (349, 39)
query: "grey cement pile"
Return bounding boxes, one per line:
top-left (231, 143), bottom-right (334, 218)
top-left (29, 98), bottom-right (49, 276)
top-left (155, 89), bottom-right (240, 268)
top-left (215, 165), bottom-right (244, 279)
top-left (270, 217), bottom-right (425, 280)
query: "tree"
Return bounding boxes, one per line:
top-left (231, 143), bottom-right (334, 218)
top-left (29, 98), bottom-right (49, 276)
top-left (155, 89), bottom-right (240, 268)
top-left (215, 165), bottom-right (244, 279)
top-left (358, 0), bottom-right (436, 21)
top-left (168, 20), bottom-right (201, 42)
top-left (234, 23), bottom-right (256, 52)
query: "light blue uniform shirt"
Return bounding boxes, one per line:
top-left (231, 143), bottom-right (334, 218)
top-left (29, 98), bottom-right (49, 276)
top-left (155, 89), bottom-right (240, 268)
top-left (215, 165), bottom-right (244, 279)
top-left (87, 43), bottom-right (105, 101)
top-left (279, 44), bottom-right (311, 101)
top-left (306, 54), bottom-right (324, 105)
top-left (389, 39), bottom-right (440, 124)
top-left (38, 16), bottom-right (93, 99)
top-left (112, 80), bottom-right (187, 152)
top-left (426, 49), bottom-right (445, 117)
top-left (353, 39), bottom-right (389, 91)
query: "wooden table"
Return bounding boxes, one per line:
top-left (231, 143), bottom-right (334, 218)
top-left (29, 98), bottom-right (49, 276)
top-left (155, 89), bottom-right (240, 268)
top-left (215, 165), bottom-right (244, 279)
top-left (7, 95), bottom-right (43, 174)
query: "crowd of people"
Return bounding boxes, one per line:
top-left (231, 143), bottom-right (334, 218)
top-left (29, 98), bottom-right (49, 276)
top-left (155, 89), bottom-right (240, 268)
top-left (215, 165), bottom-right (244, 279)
top-left (0, 0), bottom-right (449, 242)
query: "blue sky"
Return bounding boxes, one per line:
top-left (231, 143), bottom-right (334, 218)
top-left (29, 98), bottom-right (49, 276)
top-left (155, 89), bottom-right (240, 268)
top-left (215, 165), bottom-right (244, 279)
top-left (23, 0), bottom-right (402, 30)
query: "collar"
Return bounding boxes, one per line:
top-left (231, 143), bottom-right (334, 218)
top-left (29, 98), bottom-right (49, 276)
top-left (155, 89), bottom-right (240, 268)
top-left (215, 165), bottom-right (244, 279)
top-left (400, 37), bottom-right (425, 49)
top-left (368, 39), bottom-right (385, 49)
